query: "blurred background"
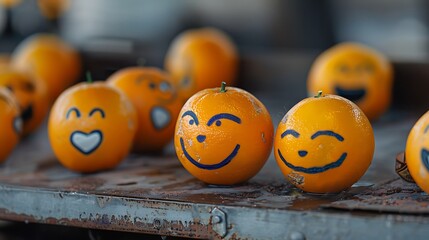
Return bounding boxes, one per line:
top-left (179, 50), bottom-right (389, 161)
top-left (0, 1), bottom-right (427, 238)
top-left (1, 0), bottom-right (428, 109)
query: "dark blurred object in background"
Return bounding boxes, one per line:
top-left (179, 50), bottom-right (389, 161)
top-left (0, 0), bottom-right (428, 106)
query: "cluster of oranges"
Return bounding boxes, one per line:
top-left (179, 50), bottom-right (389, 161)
top-left (0, 33), bottom-right (80, 165)
top-left (2, 27), bottom-right (428, 195)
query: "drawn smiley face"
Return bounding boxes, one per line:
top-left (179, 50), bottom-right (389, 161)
top-left (179, 110), bottom-right (242, 170)
top-left (308, 42), bottom-right (393, 120)
top-left (405, 111), bottom-right (429, 194)
top-left (107, 67), bottom-right (182, 153)
top-left (66, 107), bottom-right (105, 155)
top-left (274, 94), bottom-right (374, 193)
top-left (0, 88), bottom-right (22, 163)
top-left (277, 130), bottom-right (347, 174)
top-left (48, 82), bottom-right (137, 173)
top-left (174, 86), bottom-right (274, 185)
top-left (0, 69), bottom-right (49, 135)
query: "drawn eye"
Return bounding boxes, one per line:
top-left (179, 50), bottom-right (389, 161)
top-left (281, 129), bottom-right (300, 138)
top-left (89, 108), bottom-right (105, 118)
top-left (5, 85), bottom-right (13, 92)
top-left (338, 65), bottom-right (349, 73)
top-left (66, 107), bottom-right (81, 119)
top-left (149, 82), bottom-right (156, 89)
top-left (22, 82), bottom-right (35, 92)
top-left (182, 110), bottom-right (199, 126)
top-left (207, 113), bottom-right (241, 126)
top-left (311, 130), bottom-right (344, 142)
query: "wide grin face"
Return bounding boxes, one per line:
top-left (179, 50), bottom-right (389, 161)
top-left (179, 110), bottom-right (242, 170)
top-left (329, 61), bottom-right (376, 103)
top-left (66, 107), bottom-right (105, 155)
top-left (277, 129), bottom-right (347, 174)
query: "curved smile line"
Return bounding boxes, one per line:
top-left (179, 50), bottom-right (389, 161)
top-left (277, 149), bottom-right (347, 174)
top-left (335, 86), bottom-right (366, 102)
top-left (180, 137), bottom-right (240, 170)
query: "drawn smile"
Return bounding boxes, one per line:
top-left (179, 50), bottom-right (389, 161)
top-left (70, 130), bottom-right (103, 155)
top-left (180, 137), bottom-right (240, 170)
top-left (21, 104), bottom-right (33, 122)
top-left (277, 149), bottom-right (347, 174)
top-left (335, 86), bottom-right (366, 102)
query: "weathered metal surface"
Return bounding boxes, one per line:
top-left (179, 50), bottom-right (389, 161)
top-left (0, 103), bottom-right (427, 239)
top-left (2, 183), bottom-right (429, 240)
top-left (323, 178), bottom-right (429, 214)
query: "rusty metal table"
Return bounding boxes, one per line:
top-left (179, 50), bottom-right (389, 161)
top-left (2, 54), bottom-right (429, 239)
top-left (1, 100), bottom-right (428, 239)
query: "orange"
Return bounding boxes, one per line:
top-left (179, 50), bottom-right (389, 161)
top-left (307, 42), bottom-right (393, 120)
top-left (0, 88), bottom-right (22, 163)
top-left (12, 34), bottom-right (81, 101)
top-left (37, 0), bottom-right (69, 20)
top-left (175, 82), bottom-right (273, 185)
top-left (0, 68), bottom-right (49, 135)
top-left (107, 67), bottom-right (182, 153)
top-left (0, 54), bottom-right (11, 69)
top-left (0, 0), bottom-right (21, 8)
top-left (405, 111), bottom-right (429, 194)
top-left (165, 27), bottom-right (238, 103)
top-left (274, 92), bottom-right (374, 193)
top-left (48, 82), bottom-right (137, 173)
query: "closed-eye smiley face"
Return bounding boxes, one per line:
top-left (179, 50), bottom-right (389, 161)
top-left (277, 130), bottom-right (347, 174)
top-left (308, 42), bottom-right (393, 120)
top-left (107, 67), bottom-right (182, 153)
top-left (174, 84), bottom-right (274, 185)
top-left (405, 111), bottom-right (429, 194)
top-left (48, 82), bottom-right (137, 173)
top-left (0, 88), bottom-right (22, 163)
top-left (179, 111), bottom-right (241, 170)
top-left (66, 107), bottom-right (105, 155)
top-left (0, 69), bottom-right (49, 135)
top-left (274, 94), bottom-right (374, 193)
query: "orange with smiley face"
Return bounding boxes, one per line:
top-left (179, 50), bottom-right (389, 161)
top-left (274, 92), bottom-right (374, 193)
top-left (108, 67), bottom-right (182, 153)
top-left (405, 111), bottom-right (429, 194)
top-left (175, 83), bottom-right (273, 185)
top-left (165, 28), bottom-right (238, 103)
top-left (307, 42), bottom-right (393, 120)
top-left (0, 88), bottom-right (22, 163)
top-left (48, 82), bottom-right (137, 173)
top-left (12, 34), bottom-right (81, 101)
top-left (0, 68), bottom-right (49, 135)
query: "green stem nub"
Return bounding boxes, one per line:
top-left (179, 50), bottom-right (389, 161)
top-left (86, 71), bottom-right (93, 83)
top-left (315, 90), bottom-right (323, 98)
top-left (220, 82), bottom-right (227, 93)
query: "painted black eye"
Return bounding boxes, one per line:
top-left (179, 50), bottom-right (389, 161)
top-left (5, 85), bottom-right (13, 92)
top-left (338, 65), bottom-right (349, 73)
top-left (22, 82), bottom-right (35, 92)
top-left (189, 119), bottom-right (195, 125)
top-left (149, 82), bottom-right (156, 89)
top-left (215, 120), bottom-right (222, 126)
